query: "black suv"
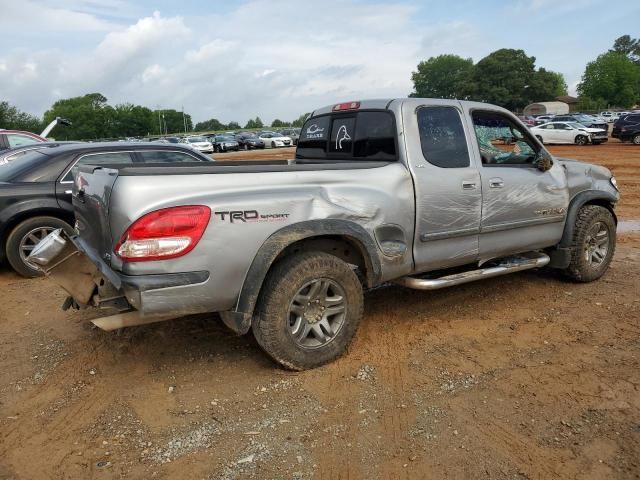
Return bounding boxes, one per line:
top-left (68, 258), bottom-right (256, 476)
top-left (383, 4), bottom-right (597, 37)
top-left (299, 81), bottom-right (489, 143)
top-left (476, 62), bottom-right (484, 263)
top-left (612, 113), bottom-right (640, 144)
top-left (553, 114), bottom-right (608, 131)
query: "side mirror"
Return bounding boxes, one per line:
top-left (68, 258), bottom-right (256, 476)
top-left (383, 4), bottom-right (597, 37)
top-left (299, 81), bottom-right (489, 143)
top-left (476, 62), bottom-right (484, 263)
top-left (536, 153), bottom-right (553, 172)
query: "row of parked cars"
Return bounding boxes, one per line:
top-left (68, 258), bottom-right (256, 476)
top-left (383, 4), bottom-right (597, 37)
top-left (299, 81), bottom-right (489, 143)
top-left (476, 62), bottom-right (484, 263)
top-left (149, 128), bottom-right (302, 154)
top-left (518, 112), bottom-right (640, 145)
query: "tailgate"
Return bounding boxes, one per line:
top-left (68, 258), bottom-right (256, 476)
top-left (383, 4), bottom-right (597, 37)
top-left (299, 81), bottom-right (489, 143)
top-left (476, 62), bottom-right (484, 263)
top-left (72, 165), bottom-right (119, 265)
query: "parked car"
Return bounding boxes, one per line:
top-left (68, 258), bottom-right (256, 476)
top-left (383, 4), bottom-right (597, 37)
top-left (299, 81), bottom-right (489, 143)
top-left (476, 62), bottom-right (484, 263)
top-left (530, 122), bottom-right (608, 145)
top-left (553, 114), bottom-right (608, 131)
top-left (258, 132), bottom-right (293, 148)
top-left (0, 129), bottom-right (48, 151)
top-left (213, 135), bottom-right (240, 153)
top-left (278, 128), bottom-right (302, 145)
top-left (235, 133), bottom-right (265, 150)
top-left (0, 143), bottom-right (213, 277)
top-left (0, 142), bottom-right (79, 165)
top-left (33, 98), bottom-right (619, 370)
top-left (183, 136), bottom-right (214, 154)
top-left (535, 115), bottom-right (554, 124)
top-left (611, 113), bottom-right (640, 144)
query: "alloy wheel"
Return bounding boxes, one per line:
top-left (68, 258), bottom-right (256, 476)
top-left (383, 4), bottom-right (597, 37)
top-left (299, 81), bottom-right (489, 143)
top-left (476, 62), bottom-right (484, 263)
top-left (287, 278), bottom-right (347, 349)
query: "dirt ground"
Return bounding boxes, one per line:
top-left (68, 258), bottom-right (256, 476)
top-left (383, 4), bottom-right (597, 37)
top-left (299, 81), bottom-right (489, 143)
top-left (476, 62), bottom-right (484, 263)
top-left (1, 143), bottom-right (639, 479)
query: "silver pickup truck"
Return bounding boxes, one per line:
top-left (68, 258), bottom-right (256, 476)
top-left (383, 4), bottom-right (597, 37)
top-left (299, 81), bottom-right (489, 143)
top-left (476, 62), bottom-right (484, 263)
top-left (31, 98), bottom-right (620, 370)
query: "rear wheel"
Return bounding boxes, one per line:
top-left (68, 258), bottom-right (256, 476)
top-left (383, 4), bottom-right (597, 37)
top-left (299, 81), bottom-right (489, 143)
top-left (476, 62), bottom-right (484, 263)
top-left (6, 216), bottom-right (73, 278)
top-left (633, 134), bottom-right (640, 145)
top-left (575, 135), bottom-right (588, 145)
top-left (252, 252), bottom-right (364, 370)
top-left (564, 205), bottom-right (616, 282)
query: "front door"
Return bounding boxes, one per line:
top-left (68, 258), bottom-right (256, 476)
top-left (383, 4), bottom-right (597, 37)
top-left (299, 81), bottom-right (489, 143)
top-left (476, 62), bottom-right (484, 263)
top-left (402, 101), bottom-right (482, 272)
top-left (468, 109), bottom-right (569, 261)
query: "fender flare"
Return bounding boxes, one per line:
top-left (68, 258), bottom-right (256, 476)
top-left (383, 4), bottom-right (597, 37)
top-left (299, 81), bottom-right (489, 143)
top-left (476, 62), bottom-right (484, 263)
top-left (559, 190), bottom-right (618, 248)
top-left (548, 190), bottom-right (618, 269)
top-left (219, 219), bottom-right (382, 335)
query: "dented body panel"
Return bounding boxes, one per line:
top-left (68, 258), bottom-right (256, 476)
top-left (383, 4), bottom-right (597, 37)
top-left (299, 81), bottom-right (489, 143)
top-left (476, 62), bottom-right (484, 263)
top-left (63, 98), bottom-right (619, 331)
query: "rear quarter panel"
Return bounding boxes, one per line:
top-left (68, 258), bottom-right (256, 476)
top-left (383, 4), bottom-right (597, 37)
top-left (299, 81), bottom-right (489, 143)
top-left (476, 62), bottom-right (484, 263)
top-left (109, 163), bottom-right (415, 312)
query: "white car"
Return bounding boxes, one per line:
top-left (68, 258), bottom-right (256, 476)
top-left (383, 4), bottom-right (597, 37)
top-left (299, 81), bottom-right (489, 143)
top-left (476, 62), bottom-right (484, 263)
top-left (258, 132), bottom-right (293, 148)
top-left (183, 136), bottom-right (214, 153)
top-left (531, 122), bottom-right (608, 145)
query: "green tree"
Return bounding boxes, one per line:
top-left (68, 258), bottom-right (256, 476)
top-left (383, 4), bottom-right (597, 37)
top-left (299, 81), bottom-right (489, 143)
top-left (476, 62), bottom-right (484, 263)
top-left (577, 52), bottom-right (640, 108)
top-left (291, 113), bottom-right (310, 127)
top-left (227, 121), bottom-right (241, 130)
top-left (610, 35), bottom-right (640, 65)
top-left (469, 49), bottom-right (538, 111)
top-left (154, 109), bottom-right (193, 135)
top-left (528, 68), bottom-right (568, 101)
top-left (0, 101), bottom-right (42, 132)
top-left (195, 118), bottom-right (227, 131)
top-left (43, 93), bottom-right (114, 140)
top-left (244, 116), bottom-right (264, 129)
top-left (271, 118), bottom-right (290, 128)
top-left (410, 54), bottom-right (474, 99)
top-left (112, 103), bottom-right (154, 137)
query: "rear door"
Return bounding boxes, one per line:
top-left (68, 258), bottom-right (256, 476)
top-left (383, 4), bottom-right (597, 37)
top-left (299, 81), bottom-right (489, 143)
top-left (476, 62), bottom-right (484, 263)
top-left (401, 100), bottom-right (482, 271)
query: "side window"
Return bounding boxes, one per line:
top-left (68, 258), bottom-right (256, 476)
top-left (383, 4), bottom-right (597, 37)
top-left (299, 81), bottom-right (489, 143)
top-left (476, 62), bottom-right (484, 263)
top-left (63, 152), bottom-right (133, 182)
top-left (353, 112), bottom-right (396, 160)
top-left (471, 111), bottom-right (539, 166)
top-left (7, 134), bottom-right (40, 148)
top-left (554, 123), bottom-right (570, 130)
top-left (329, 117), bottom-right (355, 154)
top-left (297, 115), bottom-right (331, 157)
top-left (417, 106), bottom-right (470, 168)
top-left (138, 150), bottom-right (203, 163)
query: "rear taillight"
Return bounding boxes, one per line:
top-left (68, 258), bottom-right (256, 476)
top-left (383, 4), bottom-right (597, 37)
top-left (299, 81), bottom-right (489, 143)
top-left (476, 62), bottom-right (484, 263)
top-left (115, 205), bottom-right (211, 262)
top-left (333, 101), bottom-right (360, 111)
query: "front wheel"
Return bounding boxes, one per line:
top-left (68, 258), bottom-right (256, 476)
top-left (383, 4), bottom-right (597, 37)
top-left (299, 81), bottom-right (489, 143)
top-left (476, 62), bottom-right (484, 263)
top-left (535, 135), bottom-right (543, 144)
top-left (252, 252), bottom-right (364, 370)
top-left (564, 205), bottom-right (616, 282)
top-left (6, 216), bottom-right (73, 278)
top-left (575, 135), bottom-right (588, 145)
top-left (271, 141), bottom-right (276, 148)
top-left (633, 134), bottom-right (640, 145)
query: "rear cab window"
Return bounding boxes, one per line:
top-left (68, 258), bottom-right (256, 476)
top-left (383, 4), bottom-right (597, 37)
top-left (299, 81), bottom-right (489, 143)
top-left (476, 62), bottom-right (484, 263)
top-left (297, 111), bottom-right (396, 161)
top-left (417, 106), bottom-right (470, 168)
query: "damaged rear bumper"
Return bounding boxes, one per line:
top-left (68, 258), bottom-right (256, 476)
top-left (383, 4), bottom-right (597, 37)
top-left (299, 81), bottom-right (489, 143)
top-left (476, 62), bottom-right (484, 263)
top-left (28, 230), bottom-right (210, 329)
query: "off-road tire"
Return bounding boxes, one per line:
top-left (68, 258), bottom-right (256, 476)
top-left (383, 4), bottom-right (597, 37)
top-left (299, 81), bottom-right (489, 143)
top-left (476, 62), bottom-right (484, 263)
top-left (252, 252), bottom-right (364, 370)
top-left (6, 216), bottom-right (73, 278)
top-left (564, 205), bottom-right (616, 282)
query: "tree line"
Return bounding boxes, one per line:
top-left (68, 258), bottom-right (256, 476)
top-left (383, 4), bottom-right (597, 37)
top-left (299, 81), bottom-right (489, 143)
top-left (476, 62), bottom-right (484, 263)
top-left (411, 35), bottom-right (640, 111)
top-left (1, 93), bottom-right (311, 140)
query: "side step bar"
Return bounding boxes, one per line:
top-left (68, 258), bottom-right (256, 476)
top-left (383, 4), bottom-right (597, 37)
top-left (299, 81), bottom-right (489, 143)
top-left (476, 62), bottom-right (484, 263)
top-left (393, 252), bottom-right (550, 291)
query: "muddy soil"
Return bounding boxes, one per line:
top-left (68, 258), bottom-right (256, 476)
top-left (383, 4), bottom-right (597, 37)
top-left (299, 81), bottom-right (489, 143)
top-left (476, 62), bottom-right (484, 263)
top-left (1, 144), bottom-right (639, 479)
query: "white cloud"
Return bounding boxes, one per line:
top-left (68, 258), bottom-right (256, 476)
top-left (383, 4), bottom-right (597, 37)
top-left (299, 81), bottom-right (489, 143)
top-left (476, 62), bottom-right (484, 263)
top-left (0, 0), bottom-right (605, 127)
top-left (0, 0), bottom-right (118, 32)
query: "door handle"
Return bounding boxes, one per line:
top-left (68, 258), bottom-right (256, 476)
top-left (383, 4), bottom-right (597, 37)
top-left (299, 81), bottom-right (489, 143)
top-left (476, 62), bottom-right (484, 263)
top-left (462, 181), bottom-right (477, 190)
top-left (489, 178), bottom-right (504, 188)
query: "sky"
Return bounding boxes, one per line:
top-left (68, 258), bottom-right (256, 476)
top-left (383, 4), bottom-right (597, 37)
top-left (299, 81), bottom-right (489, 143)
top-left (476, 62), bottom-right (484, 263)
top-left (1, 0), bottom-right (639, 125)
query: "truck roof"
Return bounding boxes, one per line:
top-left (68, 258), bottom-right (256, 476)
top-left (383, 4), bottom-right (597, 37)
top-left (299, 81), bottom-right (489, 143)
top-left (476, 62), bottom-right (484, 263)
top-left (310, 98), bottom-right (512, 117)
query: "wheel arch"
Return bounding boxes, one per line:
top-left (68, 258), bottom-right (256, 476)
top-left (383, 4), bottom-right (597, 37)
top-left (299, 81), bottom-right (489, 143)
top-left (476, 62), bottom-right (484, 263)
top-left (1, 206), bottom-right (74, 261)
top-left (219, 219), bottom-right (382, 335)
top-left (548, 190), bottom-right (618, 268)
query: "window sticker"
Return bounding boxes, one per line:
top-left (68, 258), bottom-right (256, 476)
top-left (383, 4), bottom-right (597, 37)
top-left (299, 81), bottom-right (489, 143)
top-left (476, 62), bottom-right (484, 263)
top-left (335, 125), bottom-right (351, 150)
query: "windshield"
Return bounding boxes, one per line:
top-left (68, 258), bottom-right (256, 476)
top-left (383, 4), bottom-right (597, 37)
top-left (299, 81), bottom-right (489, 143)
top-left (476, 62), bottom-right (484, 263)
top-left (0, 151), bottom-right (58, 182)
top-left (187, 137), bottom-right (206, 143)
